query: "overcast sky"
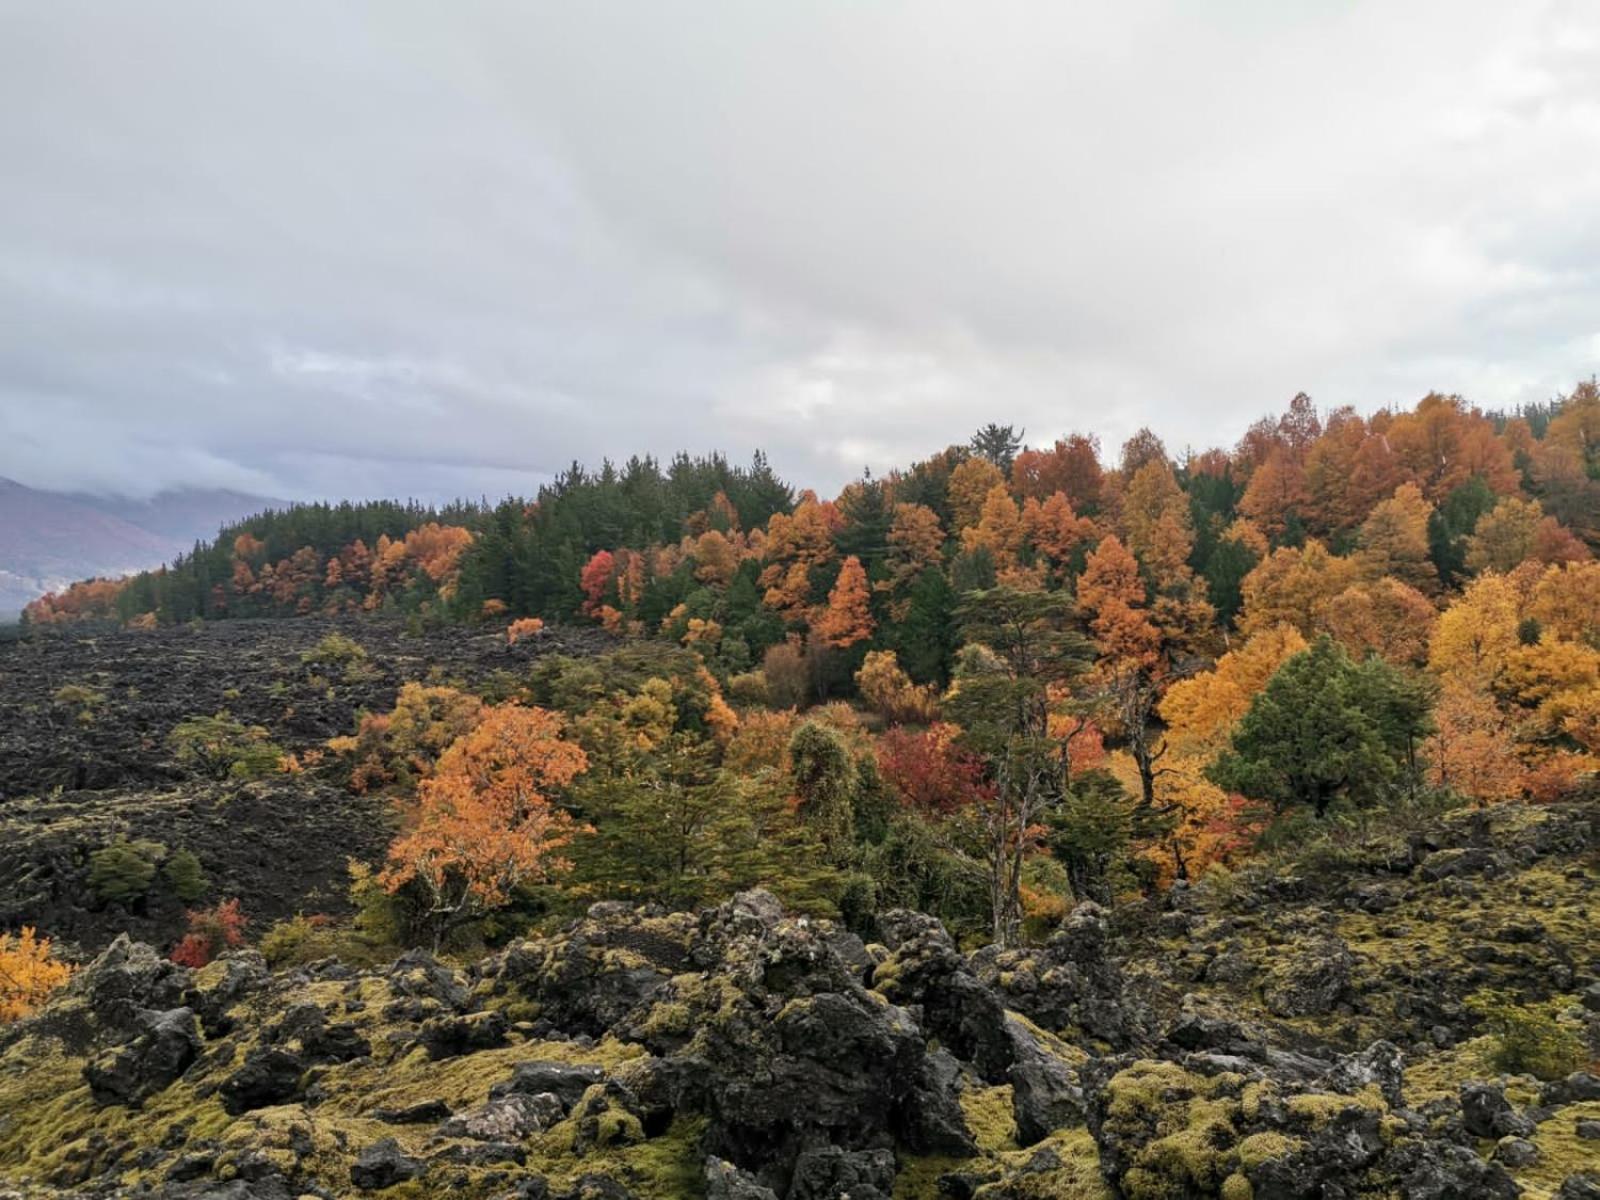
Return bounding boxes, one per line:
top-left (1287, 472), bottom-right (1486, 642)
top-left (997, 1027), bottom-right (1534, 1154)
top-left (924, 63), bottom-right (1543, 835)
top-left (2, 1), bottom-right (1599, 503)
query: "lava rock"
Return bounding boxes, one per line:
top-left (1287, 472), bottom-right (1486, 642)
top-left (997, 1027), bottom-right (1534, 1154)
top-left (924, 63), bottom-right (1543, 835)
top-left (83, 1006), bottom-right (201, 1107)
top-left (787, 1146), bottom-right (896, 1200)
top-left (419, 1009), bottom-right (508, 1060)
top-left (350, 1138), bottom-right (423, 1190)
top-left (438, 1092), bottom-right (564, 1141)
top-left (704, 1157), bottom-right (779, 1200)
top-left (219, 1046), bottom-right (305, 1115)
top-left (490, 1060), bottom-right (607, 1110)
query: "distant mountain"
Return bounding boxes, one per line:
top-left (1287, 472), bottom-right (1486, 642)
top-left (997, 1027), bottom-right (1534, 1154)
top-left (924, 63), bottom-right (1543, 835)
top-left (0, 479), bottom-right (280, 618)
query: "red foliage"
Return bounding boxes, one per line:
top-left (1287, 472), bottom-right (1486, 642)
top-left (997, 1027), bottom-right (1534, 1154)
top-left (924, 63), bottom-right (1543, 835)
top-left (877, 724), bottom-right (992, 816)
top-left (169, 899), bottom-right (248, 968)
top-left (579, 550), bottom-right (616, 616)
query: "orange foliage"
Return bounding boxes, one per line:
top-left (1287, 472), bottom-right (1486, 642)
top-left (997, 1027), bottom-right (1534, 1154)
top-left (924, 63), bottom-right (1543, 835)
top-left (380, 705), bottom-right (589, 929)
top-left (1077, 536), bottom-right (1160, 668)
top-left (507, 617), bottom-right (545, 645)
top-left (760, 493), bottom-right (842, 623)
top-left (0, 926), bottom-right (74, 1023)
top-left (812, 555), bottom-right (874, 649)
top-left (22, 577), bottom-right (128, 625)
top-left (1318, 579), bottom-right (1437, 666)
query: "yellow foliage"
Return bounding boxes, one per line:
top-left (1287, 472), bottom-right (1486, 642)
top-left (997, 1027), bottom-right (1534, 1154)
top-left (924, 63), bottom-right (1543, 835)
top-left (0, 927), bottom-right (74, 1024)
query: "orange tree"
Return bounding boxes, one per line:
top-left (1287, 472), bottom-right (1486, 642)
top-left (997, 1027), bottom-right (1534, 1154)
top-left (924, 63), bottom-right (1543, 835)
top-left (381, 703), bottom-right (589, 948)
top-left (0, 927), bottom-right (74, 1023)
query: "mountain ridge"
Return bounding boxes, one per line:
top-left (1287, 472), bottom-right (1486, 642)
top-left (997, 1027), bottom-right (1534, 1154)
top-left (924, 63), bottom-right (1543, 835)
top-left (0, 478), bottom-right (280, 617)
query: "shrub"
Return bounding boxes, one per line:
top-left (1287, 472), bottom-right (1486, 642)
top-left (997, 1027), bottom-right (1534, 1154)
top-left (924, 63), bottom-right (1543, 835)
top-left (506, 617), bottom-right (545, 646)
top-left (0, 927), bottom-right (74, 1023)
top-left (162, 848), bottom-right (208, 902)
top-left (168, 712), bottom-right (285, 779)
top-left (169, 899), bottom-right (248, 968)
top-left (327, 682), bottom-right (484, 793)
top-left (855, 650), bottom-right (940, 725)
top-left (88, 839), bottom-right (164, 905)
top-left (52, 683), bottom-right (105, 709)
top-left (1467, 989), bottom-right (1588, 1079)
top-left (762, 640), bottom-right (810, 709)
top-left (300, 632), bottom-right (367, 665)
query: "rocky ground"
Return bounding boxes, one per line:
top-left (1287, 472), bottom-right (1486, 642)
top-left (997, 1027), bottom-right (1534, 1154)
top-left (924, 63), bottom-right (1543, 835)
top-left (0, 619), bottom-right (611, 949)
top-left (1, 799), bottom-right (1596, 1199)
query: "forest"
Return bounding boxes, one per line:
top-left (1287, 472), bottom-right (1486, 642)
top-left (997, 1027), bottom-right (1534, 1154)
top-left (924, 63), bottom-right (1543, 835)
top-left (18, 385), bottom-right (1600, 952)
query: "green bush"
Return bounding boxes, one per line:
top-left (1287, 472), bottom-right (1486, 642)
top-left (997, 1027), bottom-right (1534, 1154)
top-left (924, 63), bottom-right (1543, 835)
top-left (168, 713), bottom-right (284, 780)
top-left (1467, 989), bottom-right (1587, 1079)
top-left (300, 632), bottom-right (367, 666)
top-left (88, 839), bottom-right (165, 905)
top-left (162, 848), bottom-right (208, 902)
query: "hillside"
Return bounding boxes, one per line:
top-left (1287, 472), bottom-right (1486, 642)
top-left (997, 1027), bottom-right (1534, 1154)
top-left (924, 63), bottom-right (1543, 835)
top-left (4, 393), bottom-right (1600, 1198)
top-left (0, 480), bottom-right (277, 618)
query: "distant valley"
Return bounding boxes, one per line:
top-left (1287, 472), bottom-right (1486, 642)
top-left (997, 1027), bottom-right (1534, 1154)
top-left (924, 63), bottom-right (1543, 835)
top-left (0, 478), bottom-right (278, 618)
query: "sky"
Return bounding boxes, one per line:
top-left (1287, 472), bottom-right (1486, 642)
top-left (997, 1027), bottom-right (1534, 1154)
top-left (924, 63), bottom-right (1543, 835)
top-left (2, 1), bottom-right (1599, 504)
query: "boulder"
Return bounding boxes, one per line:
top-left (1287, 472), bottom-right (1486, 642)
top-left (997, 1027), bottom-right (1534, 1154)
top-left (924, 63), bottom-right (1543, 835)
top-left (350, 1138), bottom-right (423, 1190)
top-left (83, 1006), bottom-right (200, 1106)
top-left (437, 1091), bottom-right (563, 1141)
top-left (219, 1046), bottom-right (304, 1115)
top-left (704, 1157), bottom-right (779, 1200)
top-left (787, 1146), bottom-right (896, 1200)
top-left (490, 1060), bottom-right (607, 1111)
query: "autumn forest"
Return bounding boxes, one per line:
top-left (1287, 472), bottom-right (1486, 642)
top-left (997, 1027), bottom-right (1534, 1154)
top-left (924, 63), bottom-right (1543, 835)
top-left (15, 385), bottom-right (1600, 960)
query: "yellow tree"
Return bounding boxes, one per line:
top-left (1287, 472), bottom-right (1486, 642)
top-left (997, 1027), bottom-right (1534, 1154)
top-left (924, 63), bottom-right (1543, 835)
top-left (0, 927), bottom-right (74, 1023)
top-left (1357, 484), bottom-right (1437, 593)
top-left (1237, 540), bottom-right (1360, 637)
top-left (961, 485), bottom-right (1024, 569)
top-left (1428, 573), bottom-right (1522, 692)
top-left (948, 457), bottom-right (1008, 530)
top-left (1122, 460), bottom-right (1193, 579)
top-left (879, 503), bottom-right (946, 618)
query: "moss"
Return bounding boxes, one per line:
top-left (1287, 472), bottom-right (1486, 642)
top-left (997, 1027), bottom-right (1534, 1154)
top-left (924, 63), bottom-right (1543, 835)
top-left (1221, 1172), bottom-right (1254, 1200)
top-left (1138, 1120), bottom-right (1235, 1191)
top-left (1235, 1131), bottom-right (1300, 1169)
top-left (960, 1084), bottom-right (1019, 1154)
top-left (1283, 1087), bottom-right (1383, 1131)
top-left (1512, 1098), bottom-right (1600, 1200)
top-left (538, 1115), bottom-right (709, 1200)
top-left (976, 1127), bottom-right (1112, 1199)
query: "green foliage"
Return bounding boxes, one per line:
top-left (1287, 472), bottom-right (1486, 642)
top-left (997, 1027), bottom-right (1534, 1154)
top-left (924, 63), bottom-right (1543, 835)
top-left (1466, 989), bottom-right (1588, 1080)
top-left (789, 721), bottom-right (857, 856)
top-left (971, 422), bottom-right (1025, 472)
top-left (1210, 637), bottom-right (1433, 818)
top-left (168, 712), bottom-right (285, 780)
top-left (88, 839), bottom-right (165, 905)
top-left (300, 632), bottom-right (367, 665)
top-left (51, 683), bottom-right (105, 710)
top-left (161, 848), bottom-right (208, 902)
top-left (859, 814), bottom-right (988, 938)
top-left (1047, 769), bottom-right (1147, 905)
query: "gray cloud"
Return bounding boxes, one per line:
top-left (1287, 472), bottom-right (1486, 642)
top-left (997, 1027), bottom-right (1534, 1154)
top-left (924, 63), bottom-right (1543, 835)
top-left (2, 0), bottom-right (1598, 503)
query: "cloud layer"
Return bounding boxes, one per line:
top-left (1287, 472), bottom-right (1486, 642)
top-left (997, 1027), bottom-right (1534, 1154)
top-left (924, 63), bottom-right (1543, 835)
top-left (3, 1), bottom-right (1598, 501)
